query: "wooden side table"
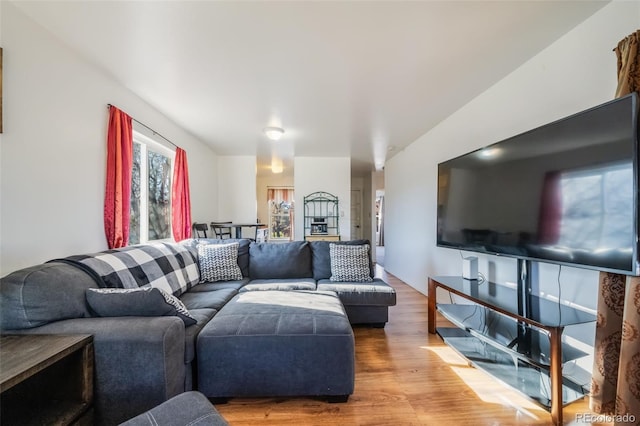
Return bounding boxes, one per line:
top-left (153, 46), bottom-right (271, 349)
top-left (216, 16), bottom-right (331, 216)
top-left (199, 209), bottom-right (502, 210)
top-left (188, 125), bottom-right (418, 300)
top-left (0, 334), bottom-right (94, 425)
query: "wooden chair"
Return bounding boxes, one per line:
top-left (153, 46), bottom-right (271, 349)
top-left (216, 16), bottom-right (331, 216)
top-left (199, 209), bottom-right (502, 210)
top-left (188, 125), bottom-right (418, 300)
top-left (193, 223), bottom-right (209, 238)
top-left (210, 222), bottom-right (232, 239)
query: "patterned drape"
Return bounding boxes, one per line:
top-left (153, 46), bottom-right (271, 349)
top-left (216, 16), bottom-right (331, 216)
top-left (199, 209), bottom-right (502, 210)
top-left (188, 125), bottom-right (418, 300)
top-left (104, 105), bottom-right (133, 249)
top-left (590, 30), bottom-right (640, 424)
top-left (171, 148), bottom-right (192, 241)
top-left (615, 30), bottom-right (640, 99)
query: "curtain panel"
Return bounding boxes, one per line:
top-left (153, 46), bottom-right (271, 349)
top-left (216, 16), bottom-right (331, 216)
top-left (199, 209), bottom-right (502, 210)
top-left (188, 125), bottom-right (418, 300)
top-left (590, 29), bottom-right (640, 424)
top-left (267, 187), bottom-right (294, 203)
top-left (171, 148), bottom-right (192, 241)
top-left (615, 30), bottom-right (640, 99)
top-left (104, 106), bottom-right (133, 249)
top-left (536, 172), bottom-right (562, 245)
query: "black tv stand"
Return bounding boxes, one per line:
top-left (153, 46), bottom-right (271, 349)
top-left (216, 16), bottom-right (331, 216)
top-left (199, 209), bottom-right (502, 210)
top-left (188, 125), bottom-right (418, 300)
top-left (428, 273), bottom-right (596, 425)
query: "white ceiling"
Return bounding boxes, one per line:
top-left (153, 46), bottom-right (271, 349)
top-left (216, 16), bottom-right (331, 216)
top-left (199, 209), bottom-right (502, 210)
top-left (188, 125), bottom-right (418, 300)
top-left (13, 1), bottom-right (608, 177)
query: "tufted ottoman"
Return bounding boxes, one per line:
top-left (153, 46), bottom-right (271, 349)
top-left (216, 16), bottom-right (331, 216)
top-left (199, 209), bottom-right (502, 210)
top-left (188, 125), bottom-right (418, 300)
top-left (196, 290), bottom-right (355, 402)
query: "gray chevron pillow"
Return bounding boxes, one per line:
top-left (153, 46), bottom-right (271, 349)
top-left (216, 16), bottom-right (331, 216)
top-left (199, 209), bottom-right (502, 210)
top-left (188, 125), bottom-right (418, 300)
top-left (197, 242), bottom-right (243, 282)
top-left (329, 243), bottom-right (373, 282)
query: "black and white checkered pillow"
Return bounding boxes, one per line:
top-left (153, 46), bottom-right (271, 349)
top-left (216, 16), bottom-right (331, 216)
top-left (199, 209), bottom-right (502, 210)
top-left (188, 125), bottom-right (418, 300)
top-left (329, 243), bottom-right (374, 282)
top-left (197, 242), bottom-right (243, 282)
top-left (86, 286), bottom-right (196, 326)
top-left (63, 242), bottom-right (199, 297)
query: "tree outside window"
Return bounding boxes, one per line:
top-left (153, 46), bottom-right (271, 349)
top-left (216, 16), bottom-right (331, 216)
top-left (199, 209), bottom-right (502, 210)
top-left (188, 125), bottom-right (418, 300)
top-left (129, 132), bottom-right (173, 245)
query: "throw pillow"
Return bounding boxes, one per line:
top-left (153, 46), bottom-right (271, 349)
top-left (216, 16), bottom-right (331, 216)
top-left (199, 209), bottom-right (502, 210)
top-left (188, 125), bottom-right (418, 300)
top-left (86, 287), bottom-right (197, 326)
top-left (329, 243), bottom-right (374, 282)
top-left (197, 242), bottom-right (243, 282)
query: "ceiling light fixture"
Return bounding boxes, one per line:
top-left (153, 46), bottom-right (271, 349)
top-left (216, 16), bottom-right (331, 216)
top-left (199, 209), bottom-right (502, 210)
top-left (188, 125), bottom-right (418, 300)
top-left (264, 127), bottom-right (285, 141)
top-left (271, 157), bottom-right (284, 174)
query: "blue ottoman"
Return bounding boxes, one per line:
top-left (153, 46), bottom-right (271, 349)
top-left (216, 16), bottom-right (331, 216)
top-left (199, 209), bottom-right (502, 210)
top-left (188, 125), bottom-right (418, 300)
top-left (197, 290), bottom-right (354, 401)
top-left (119, 391), bottom-right (228, 426)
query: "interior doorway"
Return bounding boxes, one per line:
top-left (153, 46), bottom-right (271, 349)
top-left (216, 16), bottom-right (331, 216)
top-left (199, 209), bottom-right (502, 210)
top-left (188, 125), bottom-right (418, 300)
top-left (375, 191), bottom-right (385, 246)
top-left (350, 189), bottom-right (362, 240)
top-left (267, 187), bottom-right (295, 242)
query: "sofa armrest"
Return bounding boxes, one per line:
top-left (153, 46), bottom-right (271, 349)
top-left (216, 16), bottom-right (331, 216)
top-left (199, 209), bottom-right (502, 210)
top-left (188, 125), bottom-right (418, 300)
top-left (12, 316), bottom-right (185, 426)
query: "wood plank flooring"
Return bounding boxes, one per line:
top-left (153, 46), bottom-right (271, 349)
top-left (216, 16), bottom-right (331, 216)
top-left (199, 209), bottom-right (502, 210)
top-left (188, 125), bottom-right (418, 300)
top-left (215, 267), bottom-right (609, 425)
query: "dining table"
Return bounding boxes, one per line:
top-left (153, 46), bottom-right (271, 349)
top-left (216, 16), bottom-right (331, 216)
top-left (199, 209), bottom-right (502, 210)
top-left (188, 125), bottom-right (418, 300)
top-left (210, 222), bottom-right (266, 239)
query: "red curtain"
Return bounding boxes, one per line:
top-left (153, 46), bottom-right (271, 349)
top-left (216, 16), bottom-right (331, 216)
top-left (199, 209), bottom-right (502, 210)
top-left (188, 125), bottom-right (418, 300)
top-left (172, 148), bottom-right (192, 241)
top-left (104, 106), bottom-right (133, 249)
top-left (537, 171), bottom-right (562, 244)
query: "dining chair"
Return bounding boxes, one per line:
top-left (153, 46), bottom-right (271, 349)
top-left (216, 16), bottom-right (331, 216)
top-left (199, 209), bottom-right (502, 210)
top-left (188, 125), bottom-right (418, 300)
top-left (193, 223), bottom-right (209, 238)
top-left (210, 222), bottom-right (232, 239)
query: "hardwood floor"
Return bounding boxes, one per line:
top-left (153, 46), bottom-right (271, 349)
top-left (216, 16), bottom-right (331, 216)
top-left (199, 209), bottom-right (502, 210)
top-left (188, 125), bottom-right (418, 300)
top-left (215, 267), bottom-right (609, 425)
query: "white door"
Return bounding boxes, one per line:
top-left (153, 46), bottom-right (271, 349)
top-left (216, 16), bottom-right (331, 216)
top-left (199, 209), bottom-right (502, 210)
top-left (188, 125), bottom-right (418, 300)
top-left (350, 189), bottom-right (362, 240)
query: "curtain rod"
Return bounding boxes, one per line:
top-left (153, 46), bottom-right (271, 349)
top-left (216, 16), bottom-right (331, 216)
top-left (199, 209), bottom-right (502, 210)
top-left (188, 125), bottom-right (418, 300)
top-left (107, 104), bottom-right (178, 149)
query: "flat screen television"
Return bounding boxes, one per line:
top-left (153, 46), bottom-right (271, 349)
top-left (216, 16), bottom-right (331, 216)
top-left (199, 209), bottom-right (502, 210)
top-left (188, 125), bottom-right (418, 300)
top-left (437, 92), bottom-right (640, 276)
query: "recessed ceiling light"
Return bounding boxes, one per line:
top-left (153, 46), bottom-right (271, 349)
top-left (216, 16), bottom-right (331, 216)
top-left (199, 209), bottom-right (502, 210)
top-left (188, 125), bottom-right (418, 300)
top-left (264, 127), bottom-right (285, 141)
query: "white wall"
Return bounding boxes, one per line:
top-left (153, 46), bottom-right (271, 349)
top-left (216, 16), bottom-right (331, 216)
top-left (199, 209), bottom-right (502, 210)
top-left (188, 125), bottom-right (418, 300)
top-left (216, 156), bottom-right (257, 237)
top-left (384, 1), bottom-right (639, 309)
top-left (294, 157), bottom-right (351, 240)
top-left (0, 3), bottom-right (219, 274)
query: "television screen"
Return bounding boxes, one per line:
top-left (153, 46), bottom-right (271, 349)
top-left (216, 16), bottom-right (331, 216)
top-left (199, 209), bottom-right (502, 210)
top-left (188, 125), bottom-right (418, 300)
top-left (437, 93), bottom-right (639, 275)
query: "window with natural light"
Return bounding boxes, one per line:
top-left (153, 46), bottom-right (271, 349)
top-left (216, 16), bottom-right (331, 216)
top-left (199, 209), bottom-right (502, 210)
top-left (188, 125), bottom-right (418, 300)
top-left (558, 162), bottom-right (632, 250)
top-left (129, 132), bottom-right (174, 244)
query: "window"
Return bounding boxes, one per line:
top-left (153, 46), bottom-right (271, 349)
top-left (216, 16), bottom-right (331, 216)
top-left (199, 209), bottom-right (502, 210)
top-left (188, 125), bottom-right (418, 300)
top-left (267, 188), bottom-right (294, 241)
top-left (129, 132), bottom-right (174, 244)
top-left (558, 162), bottom-right (632, 250)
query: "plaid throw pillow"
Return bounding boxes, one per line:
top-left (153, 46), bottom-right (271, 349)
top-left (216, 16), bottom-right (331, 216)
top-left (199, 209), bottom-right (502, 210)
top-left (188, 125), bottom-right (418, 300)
top-left (197, 242), bottom-right (243, 282)
top-left (329, 244), bottom-right (373, 282)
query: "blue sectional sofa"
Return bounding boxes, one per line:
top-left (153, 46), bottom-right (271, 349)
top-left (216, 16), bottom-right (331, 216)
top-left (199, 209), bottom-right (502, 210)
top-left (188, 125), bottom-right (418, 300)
top-left (0, 239), bottom-right (396, 425)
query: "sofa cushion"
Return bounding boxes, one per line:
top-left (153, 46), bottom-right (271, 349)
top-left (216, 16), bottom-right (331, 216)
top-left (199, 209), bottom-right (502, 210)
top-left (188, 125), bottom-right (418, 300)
top-left (197, 243), bottom-right (243, 282)
top-left (316, 278), bottom-right (397, 306)
top-left (86, 287), bottom-right (197, 326)
top-left (249, 242), bottom-right (313, 279)
top-left (0, 262), bottom-right (96, 330)
top-left (188, 278), bottom-right (249, 292)
top-left (239, 278), bottom-right (317, 292)
top-left (309, 240), bottom-right (374, 280)
top-left (180, 288), bottom-right (238, 311)
top-left (329, 244), bottom-right (373, 282)
top-left (183, 238), bottom-right (250, 277)
top-left (184, 308), bottom-right (217, 364)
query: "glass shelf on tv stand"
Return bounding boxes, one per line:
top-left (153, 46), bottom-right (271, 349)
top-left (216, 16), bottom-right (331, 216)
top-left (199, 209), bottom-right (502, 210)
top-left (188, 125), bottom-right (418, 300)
top-left (428, 276), bottom-right (597, 425)
top-left (436, 305), bottom-right (588, 408)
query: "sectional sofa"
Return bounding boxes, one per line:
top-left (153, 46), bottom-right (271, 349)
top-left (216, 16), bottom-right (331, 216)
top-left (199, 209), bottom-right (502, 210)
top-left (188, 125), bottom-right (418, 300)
top-left (0, 239), bottom-right (396, 425)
